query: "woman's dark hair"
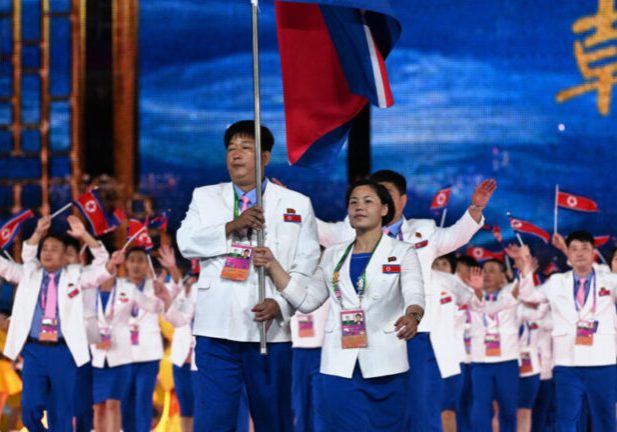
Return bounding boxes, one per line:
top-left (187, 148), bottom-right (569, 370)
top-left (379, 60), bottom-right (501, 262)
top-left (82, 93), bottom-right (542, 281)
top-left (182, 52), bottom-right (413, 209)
top-left (345, 179), bottom-right (395, 227)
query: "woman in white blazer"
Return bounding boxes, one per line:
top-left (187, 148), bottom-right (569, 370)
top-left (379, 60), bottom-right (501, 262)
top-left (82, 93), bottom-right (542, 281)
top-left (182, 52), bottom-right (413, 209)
top-left (254, 179), bottom-right (425, 432)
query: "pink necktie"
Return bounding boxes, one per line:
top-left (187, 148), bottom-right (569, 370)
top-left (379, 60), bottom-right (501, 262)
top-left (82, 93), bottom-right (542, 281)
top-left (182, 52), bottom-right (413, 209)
top-left (576, 277), bottom-right (587, 308)
top-left (240, 195), bottom-right (250, 213)
top-left (382, 227), bottom-right (390, 236)
top-left (44, 273), bottom-right (58, 319)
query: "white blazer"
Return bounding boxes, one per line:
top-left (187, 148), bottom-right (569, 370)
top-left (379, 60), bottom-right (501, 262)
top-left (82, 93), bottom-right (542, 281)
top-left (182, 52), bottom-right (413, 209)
top-left (116, 278), bottom-right (172, 363)
top-left (281, 235), bottom-right (424, 379)
top-left (165, 283), bottom-right (197, 369)
top-left (537, 312), bottom-right (554, 380)
top-left (83, 280), bottom-right (163, 368)
top-left (517, 303), bottom-right (548, 377)
top-left (428, 270), bottom-right (478, 377)
top-left (291, 302), bottom-right (330, 349)
top-left (176, 180), bottom-right (321, 343)
top-left (469, 282), bottom-right (520, 363)
top-left (3, 243), bottom-right (112, 366)
top-left (520, 271), bottom-right (617, 367)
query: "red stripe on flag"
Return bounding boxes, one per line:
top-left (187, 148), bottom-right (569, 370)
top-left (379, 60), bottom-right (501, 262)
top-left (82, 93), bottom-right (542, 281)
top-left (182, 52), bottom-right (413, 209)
top-left (557, 191), bottom-right (599, 212)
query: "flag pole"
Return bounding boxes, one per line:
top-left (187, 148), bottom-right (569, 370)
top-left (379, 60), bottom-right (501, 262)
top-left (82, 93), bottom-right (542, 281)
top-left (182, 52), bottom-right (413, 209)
top-left (50, 202), bottom-right (73, 219)
top-left (3, 249), bottom-right (15, 263)
top-left (596, 249), bottom-right (608, 265)
top-left (439, 208), bottom-right (447, 228)
top-left (554, 184), bottom-right (559, 235)
top-left (516, 233), bottom-right (525, 247)
top-left (122, 226), bottom-right (147, 251)
top-left (251, 0), bottom-right (268, 355)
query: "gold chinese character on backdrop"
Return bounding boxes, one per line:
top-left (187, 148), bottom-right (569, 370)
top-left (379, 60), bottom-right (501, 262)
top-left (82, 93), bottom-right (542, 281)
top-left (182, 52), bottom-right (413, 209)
top-left (556, 0), bottom-right (617, 116)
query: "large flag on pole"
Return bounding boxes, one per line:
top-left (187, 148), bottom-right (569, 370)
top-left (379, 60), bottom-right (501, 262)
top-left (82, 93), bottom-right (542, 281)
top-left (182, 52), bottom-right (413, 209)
top-left (275, 0), bottom-right (401, 166)
top-left (0, 209), bottom-right (34, 250)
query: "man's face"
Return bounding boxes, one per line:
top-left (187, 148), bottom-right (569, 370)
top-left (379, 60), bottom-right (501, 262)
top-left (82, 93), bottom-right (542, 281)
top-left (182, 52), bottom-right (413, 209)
top-left (566, 240), bottom-right (594, 272)
top-left (226, 134), bottom-right (270, 186)
top-left (432, 258), bottom-right (453, 274)
top-left (377, 181), bottom-right (407, 224)
top-left (40, 238), bottom-right (66, 272)
top-left (483, 261), bottom-right (506, 291)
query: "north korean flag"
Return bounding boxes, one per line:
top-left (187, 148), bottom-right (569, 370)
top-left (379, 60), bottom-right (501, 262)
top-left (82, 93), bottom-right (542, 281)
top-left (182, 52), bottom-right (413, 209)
top-left (128, 219), bottom-right (154, 252)
top-left (557, 190), bottom-right (599, 212)
top-left (508, 213), bottom-right (550, 243)
top-left (430, 186), bottom-right (451, 210)
top-left (74, 190), bottom-right (118, 236)
top-left (276, 0), bottom-right (401, 166)
top-left (0, 209), bottom-right (34, 250)
top-left (466, 246), bottom-right (505, 262)
top-left (148, 212), bottom-right (169, 232)
top-left (594, 235), bottom-right (611, 247)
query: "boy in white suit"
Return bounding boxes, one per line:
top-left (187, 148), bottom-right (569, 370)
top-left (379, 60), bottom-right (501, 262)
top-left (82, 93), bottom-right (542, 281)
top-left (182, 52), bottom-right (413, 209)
top-left (518, 232), bottom-right (617, 432)
top-left (1, 215), bottom-right (115, 432)
top-left (176, 120), bottom-right (320, 432)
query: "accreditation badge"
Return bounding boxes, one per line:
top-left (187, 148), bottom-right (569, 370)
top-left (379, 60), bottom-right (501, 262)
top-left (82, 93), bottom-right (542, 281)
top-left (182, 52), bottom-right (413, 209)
top-left (221, 244), bottom-right (253, 281)
top-left (575, 319), bottom-right (597, 346)
top-left (96, 326), bottom-right (112, 350)
top-left (39, 317), bottom-right (59, 342)
top-left (519, 351), bottom-right (533, 374)
top-left (484, 332), bottom-right (501, 357)
top-left (297, 314), bottom-right (315, 338)
top-left (130, 323), bottom-right (140, 346)
top-left (340, 309), bottom-right (368, 349)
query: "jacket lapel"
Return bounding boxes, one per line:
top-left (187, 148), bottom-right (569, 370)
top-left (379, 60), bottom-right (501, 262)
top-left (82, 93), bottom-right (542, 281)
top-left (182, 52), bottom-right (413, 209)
top-left (263, 180), bottom-right (281, 243)
top-left (222, 182), bottom-right (236, 220)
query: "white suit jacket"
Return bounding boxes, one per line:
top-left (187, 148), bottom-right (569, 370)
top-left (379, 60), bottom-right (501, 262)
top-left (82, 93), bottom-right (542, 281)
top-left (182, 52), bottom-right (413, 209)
top-left (3, 243), bottom-right (112, 366)
top-left (469, 282), bottom-right (520, 363)
top-left (291, 302), bottom-right (330, 349)
top-left (84, 280), bottom-right (163, 368)
top-left (318, 212), bottom-right (483, 373)
top-left (520, 271), bottom-right (617, 367)
top-left (517, 303), bottom-right (548, 377)
top-left (281, 235), bottom-right (424, 379)
top-left (165, 283), bottom-right (197, 369)
top-left (177, 180), bottom-right (320, 343)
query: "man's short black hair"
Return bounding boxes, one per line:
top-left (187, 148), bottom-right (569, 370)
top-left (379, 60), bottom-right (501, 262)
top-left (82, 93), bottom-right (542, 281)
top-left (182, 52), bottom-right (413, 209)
top-left (345, 179), bottom-right (396, 227)
top-left (224, 120), bottom-right (274, 152)
top-left (456, 255), bottom-right (480, 268)
top-left (565, 230), bottom-right (595, 247)
top-left (483, 258), bottom-right (506, 273)
top-left (369, 170), bottom-right (407, 196)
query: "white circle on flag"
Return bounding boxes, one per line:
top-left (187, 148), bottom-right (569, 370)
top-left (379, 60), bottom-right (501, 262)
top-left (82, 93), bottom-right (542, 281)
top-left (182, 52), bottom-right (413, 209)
top-left (472, 248), bottom-right (483, 259)
top-left (511, 220), bottom-right (522, 229)
top-left (1, 228), bottom-right (10, 240)
top-left (436, 192), bottom-right (446, 206)
top-left (566, 196), bottom-right (578, 208)
top-left (85, 200), bottom-right (97, 213)
top-left (138, 233), bottom-right (149, 243)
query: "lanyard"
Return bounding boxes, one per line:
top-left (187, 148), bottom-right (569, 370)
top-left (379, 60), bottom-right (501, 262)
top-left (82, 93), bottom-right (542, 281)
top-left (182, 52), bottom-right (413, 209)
top-left (40, 271), bottom-right (60, 310)
top-left (233, 188), bottom-right (241, 218)
top-left (131, 280), bottom-right (146, 318)
top-left (482, 291), bottom-right (501, 329)
top-left (331, 235), bottom-right (382, 309)
top-left (574, 271), bottom-right (597, 317)
top-left (97, 283), bottom-right (117, 324)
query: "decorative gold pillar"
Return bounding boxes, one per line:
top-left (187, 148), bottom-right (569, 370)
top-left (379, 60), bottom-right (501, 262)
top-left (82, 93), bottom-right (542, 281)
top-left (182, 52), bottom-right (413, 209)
top-left (112, 0), bottom-right (138, 200)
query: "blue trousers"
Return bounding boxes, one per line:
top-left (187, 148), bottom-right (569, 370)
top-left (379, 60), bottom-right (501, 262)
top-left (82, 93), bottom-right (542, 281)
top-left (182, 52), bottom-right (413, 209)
top-left (121, 360), bottom-right (160, 432)
top-left (21, 342), bottom-right (78, 432)
top-left (318, 365), bottom-right (408, 432)
top-left (173, 364), bottom-right (195, 417)
top-left (531, 379), bottom-right (554, 432)
top-left (74, 361), bottom-right (94, 431)
top-left (441, 369), bottom-right (463, 411)
top-left (406, 333), bottom-right (443, 431)
top-left (292, 348), bottom-right (324, 432)
top-left (193, 336), bottom-right (293, 432)
top-left (456, 363), bottom-right (473, 432)
top-left (470, 360), bottom-right (519, 432)
top-left (553, 365), bottom-right (617, 432)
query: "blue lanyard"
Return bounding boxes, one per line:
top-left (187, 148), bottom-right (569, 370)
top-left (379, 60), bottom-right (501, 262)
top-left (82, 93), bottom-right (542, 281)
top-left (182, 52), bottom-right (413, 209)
top-left (97, 283), bottom-right (117, 322)
top-left (131, 280), bottom-right (146, 318)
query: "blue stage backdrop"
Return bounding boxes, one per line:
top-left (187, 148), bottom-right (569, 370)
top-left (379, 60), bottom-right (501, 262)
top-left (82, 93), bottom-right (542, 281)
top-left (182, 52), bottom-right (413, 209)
top-left (139, 0), bottom-right (617, 257)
